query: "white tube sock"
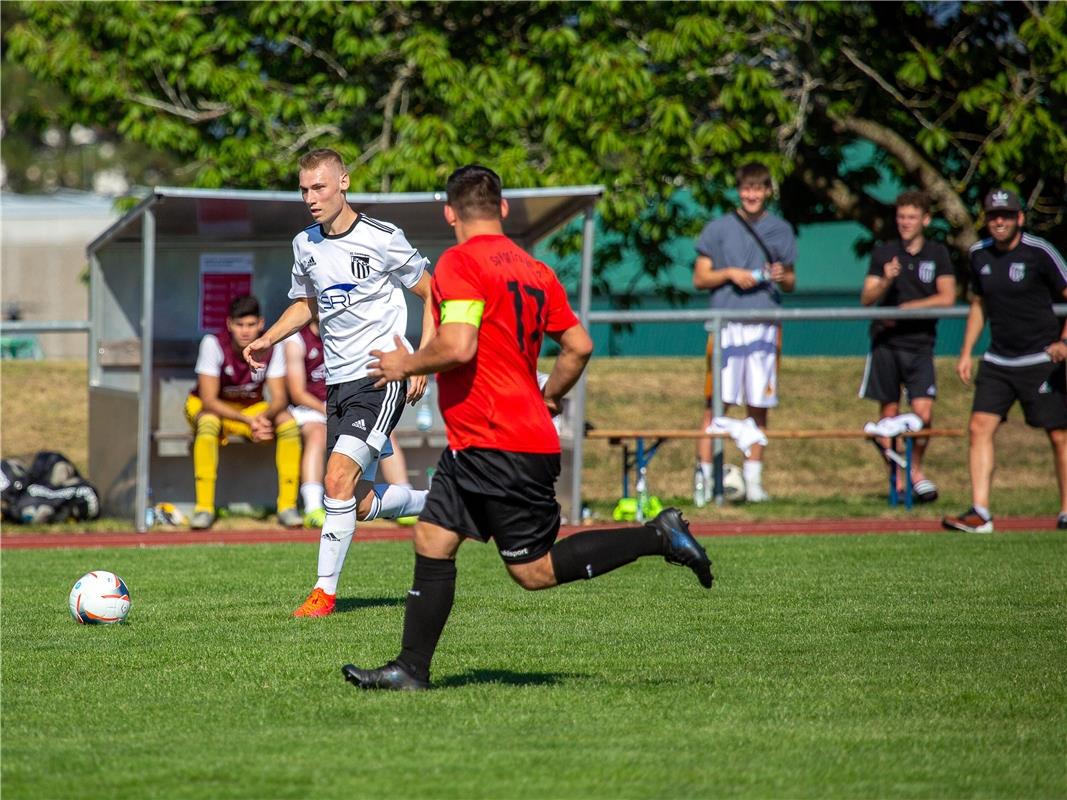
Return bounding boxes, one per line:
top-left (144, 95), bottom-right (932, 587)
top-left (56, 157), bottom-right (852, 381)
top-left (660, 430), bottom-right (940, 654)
top-left (300, 482), bottom-right (324, 512)
top-left (314, 495), bottom-right (356, 595)
top-left (362, 484), bottom-right (427, 520)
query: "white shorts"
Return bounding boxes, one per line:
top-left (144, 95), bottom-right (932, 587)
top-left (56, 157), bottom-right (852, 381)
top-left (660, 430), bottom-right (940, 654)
top-left (289, 404), bottom-right (327, 428)
top-left (717, 322), bottom-right (779, 408)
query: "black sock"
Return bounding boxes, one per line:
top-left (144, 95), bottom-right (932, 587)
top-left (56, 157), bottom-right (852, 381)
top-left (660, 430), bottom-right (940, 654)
top-left (549, 526), bottom-right (663, 585)
top-left (396, 554), bottom-right (456, 682)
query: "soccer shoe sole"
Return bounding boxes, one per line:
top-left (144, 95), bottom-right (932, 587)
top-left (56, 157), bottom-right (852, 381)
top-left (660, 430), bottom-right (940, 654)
top-left (342, 662), bottom-right (429, 691)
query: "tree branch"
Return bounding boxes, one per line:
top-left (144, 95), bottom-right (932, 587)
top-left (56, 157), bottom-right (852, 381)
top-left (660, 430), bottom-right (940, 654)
top-left (129, 93), bottom-right (230, 122)
top-left (831, 113), bottom-right (978, 253)
top-left (285, 35), bottom-right (349, 80)
top-left (286, 124), bottom-right (343, 155)
top-left (378, 60), bottom-right (416, 192)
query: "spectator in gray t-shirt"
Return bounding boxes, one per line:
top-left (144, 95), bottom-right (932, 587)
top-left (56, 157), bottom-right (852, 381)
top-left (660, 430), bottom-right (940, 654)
top-left (692, 161), bottom-right (797, 503)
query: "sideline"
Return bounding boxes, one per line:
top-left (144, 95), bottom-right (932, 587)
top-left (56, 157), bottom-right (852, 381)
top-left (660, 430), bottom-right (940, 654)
top-left (0, 516), bottom-right (1056, 550)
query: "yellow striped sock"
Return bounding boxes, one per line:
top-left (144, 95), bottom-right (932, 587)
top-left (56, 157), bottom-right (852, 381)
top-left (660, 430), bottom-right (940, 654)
top-left (193, 415), bottom-right (221, 513)
top-left (275, 419), bottom-right (301, 511)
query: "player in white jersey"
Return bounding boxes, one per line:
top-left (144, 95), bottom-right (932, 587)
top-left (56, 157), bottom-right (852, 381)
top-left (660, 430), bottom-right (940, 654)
top-left (245, 148), bottom-right (432, 617)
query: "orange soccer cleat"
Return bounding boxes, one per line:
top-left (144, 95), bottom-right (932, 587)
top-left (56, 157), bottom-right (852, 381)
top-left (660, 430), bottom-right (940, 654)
top-left (292, 587), bottom-right (336, 618)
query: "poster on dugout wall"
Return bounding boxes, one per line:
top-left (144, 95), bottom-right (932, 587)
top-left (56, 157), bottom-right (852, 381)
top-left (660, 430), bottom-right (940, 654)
top-left (199, 253), bottom-right (254, 332)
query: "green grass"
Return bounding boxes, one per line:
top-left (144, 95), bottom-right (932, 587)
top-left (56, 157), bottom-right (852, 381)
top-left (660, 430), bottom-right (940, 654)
top-left (3, 534), bottom-right (1066, 799)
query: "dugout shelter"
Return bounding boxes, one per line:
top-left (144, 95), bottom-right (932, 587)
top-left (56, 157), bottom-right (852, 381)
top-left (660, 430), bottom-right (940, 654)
top-left (86, 185), bottom-right (602, 530)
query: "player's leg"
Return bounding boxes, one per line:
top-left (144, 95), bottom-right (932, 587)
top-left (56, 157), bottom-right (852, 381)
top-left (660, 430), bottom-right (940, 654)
top-left (1049, 428), bottom-right (1067, 527)
top-left (272, 409), bottom-right (302, 527)
top-left (185, 395), bottom-right (220, 529)
top-left (353, 436), bottom-right (427, 523)
top-left (740, 323), bottom-right (778, 502)
top-left (290, 406), bottom-right (327, 528)
top-left (696, 334), bottom-right (716, 491)
top-left (1016, 361), bottom-right (1067, 526)
top-left (343, 448), bottom-right (470, 690)
top-left (902, 348), bottom-right (938, 498)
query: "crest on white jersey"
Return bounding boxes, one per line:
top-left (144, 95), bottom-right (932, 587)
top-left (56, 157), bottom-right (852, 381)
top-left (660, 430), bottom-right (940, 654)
top-left (1008, 262), bottom-right (1025, 282)
top-left (351, 253), bottom-right (371, 280)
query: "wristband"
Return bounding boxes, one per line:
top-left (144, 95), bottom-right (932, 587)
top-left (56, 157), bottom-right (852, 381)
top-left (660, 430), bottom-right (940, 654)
top-left (751, 268), bottom-right (766, 282)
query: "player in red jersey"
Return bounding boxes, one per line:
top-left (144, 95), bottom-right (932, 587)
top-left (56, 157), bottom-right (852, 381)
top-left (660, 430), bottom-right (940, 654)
top-left (341, 165), bottom-right (713, 691)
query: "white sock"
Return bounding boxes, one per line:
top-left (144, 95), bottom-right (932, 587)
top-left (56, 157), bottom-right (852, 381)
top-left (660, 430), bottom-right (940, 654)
top-left (699, 461), bottom-right (713, 481)
top-left (743, 459), bottom-right (763, 486)
top-left (300, 482), bottom-right (324, 512)
top-left (314, 495), bottom-right (356, 595)
top-left (973, 505), bottom-right (991, 520)
top-left (361, 485), bottom-right (427, 521)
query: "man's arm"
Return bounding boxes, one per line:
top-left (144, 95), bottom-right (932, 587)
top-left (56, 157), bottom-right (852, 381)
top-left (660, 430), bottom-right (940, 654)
top-left (196, 374), bottom-right (250, 423)
top-left (769, 263), bottom-right (795, 293)
top-left (956, 295), bottom-right (986, 385)
top-left (284, 339), bottom-right (326, 414)
top-left (407, 271), bottom-right (436, 348)
top-left (541, 324), bottom-right (594, 416)
top-left (368, 323), bottom-right (478, 386)
top-left (900, 274), bottom-right (957, 309)
top-left (1047, 287), bottom-right (1067, 363)
top-left (692, 255), bottom-right (759, 291)
top-left (244, 298), bottom-right (315, 369)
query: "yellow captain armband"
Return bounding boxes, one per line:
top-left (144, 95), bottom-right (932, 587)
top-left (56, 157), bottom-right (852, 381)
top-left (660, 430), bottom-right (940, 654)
top-left (439, 299), bottom-right (485, 327)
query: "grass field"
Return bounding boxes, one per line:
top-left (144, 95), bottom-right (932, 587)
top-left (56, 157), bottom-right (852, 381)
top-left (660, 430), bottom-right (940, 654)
top-left (1, 357), bottom-right (1061, 530)
top-left (3, 533), bottom-right (1065, 799)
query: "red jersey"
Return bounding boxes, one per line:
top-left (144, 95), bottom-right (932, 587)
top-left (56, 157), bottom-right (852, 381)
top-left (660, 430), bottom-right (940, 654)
top-left (432, 234), bottom-right (579, 453)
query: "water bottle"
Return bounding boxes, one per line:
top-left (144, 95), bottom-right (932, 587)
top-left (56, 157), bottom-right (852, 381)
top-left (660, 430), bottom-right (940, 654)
top-left (635, 466), bottom-right (649, 524)
top-left (416, 381), bottom-right (434, 431)
top-left (693, 463), bottom-right (707, 508)
top-left (144, 488), bottom-right (155, 529)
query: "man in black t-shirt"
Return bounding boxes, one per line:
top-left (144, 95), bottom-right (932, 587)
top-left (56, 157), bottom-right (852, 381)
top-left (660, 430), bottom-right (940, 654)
top-left (943, 188), bottom-right (1067, 533)
top-left (860, 191), bottom-right (956, 500)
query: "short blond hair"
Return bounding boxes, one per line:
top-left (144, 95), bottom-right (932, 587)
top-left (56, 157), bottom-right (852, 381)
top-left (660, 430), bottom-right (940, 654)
top-left (298, 148), bottom-right (346, 174)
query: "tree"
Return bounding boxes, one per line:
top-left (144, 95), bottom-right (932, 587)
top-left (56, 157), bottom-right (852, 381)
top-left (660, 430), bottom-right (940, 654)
top-left (5, 1), bottom-right (1064, 292)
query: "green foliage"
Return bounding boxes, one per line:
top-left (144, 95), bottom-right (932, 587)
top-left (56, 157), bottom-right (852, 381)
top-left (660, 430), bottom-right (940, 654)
top-left (3, 1), bottom-right (1065, 287)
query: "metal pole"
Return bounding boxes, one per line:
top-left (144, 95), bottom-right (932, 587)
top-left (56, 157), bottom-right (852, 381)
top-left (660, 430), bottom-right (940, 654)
top-left (88, 254), bottom-right (101, 386)
top-left (709, 315), bottom-right (725, 505)
top-left (570, 205), bottom-right (596, 524)
top-left (135, 209), bottom-right (156, 533)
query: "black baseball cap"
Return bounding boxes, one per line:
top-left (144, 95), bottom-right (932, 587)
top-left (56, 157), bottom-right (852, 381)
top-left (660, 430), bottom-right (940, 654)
top-left (983, 188), bottom-right (1022, 213)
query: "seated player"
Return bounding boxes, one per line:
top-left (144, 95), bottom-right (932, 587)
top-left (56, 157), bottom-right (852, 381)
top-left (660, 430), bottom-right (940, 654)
top-left (184, 294), bottom-right (302, 530)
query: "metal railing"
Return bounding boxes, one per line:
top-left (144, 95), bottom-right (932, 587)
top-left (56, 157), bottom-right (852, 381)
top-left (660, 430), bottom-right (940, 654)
top-left (574, 303), bottom-right (1067, 519)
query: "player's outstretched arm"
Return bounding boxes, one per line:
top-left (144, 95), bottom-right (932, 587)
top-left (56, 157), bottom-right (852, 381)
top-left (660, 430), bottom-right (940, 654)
top-left (244, 298), bottom-right (315, 370)
top-left (402, 271), bottom-right (437, 403)
top-left (542, 324), bottom-right (594, 415)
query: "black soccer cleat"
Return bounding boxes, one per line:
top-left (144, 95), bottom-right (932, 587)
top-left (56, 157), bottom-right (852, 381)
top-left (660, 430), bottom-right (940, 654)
top-left (341, 661), bottom-right (430, 692)
top-left (646, 507), bottom-right (714, 589)
top-left (1057, 513), bottom-right (1067, 531)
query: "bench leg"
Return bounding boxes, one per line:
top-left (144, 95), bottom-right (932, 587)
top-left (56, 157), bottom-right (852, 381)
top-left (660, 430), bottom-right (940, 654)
top-left (904, 437), bottom-right (914, 510)
top-left (888, 437), bottom-right (899, 507)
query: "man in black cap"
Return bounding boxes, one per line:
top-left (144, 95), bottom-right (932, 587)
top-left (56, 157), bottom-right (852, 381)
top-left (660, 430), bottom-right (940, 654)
top-left (943, 189), bottom-right (1067, 533)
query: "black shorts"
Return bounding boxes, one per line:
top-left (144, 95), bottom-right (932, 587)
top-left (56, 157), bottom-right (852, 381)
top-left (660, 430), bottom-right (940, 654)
top-left (419, 448), bottom-right (561, 564)
top-left (973, 359), bottom-right (1067, 429)
top-left (859, 345), bottom-right (937, 405)
top-left (326, 377), bottom-right (407, 453)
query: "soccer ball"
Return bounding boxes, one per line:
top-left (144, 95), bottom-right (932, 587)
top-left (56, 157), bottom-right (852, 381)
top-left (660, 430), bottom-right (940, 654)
top-left (722, 464), bottom-right (747, 503)
top-left (68, 571), bottom-right (130, 625)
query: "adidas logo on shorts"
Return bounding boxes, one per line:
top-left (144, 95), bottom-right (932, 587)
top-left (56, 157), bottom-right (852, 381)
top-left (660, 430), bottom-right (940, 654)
top-left (352, 419), bottom-right (367, 430)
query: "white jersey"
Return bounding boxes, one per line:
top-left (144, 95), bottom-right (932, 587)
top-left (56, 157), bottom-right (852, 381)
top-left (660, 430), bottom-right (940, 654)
top-left (288, 213), bottom-right (428, 384)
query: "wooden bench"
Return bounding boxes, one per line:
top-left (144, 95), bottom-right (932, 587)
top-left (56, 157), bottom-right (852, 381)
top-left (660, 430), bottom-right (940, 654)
top-left (585, 428), bottom-right (966, 510)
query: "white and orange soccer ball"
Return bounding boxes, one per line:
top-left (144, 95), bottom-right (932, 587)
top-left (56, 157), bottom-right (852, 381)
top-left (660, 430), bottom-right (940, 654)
top-left (68, 571), bottom-right (130, 624)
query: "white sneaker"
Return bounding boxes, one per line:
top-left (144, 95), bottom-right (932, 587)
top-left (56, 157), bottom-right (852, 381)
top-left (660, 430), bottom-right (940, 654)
top-left (745, 484), bottom-right (770, 503)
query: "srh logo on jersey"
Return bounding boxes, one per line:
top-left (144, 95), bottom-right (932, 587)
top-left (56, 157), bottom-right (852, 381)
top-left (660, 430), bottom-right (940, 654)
top-left (351, 253), bottom-right (371, 280)
top-left (1009, 262), bottom-right (1026, 282)
top-left (918, 261), bottom-right (935, 283)
top-left (318, 283), bottom-right (357, 310)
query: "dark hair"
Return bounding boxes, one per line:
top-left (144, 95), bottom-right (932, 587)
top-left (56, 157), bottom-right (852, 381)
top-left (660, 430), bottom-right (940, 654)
top-left (445, 164), bottom-right (503, 221)
top-left (228, 294), bottom-right (261, 319)
top-left (298, 148), bottom-right (346, 174)
top-left (895, 190), bottom-right (931, 214)
top-left (735, 161), bottom-right (772, 188)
